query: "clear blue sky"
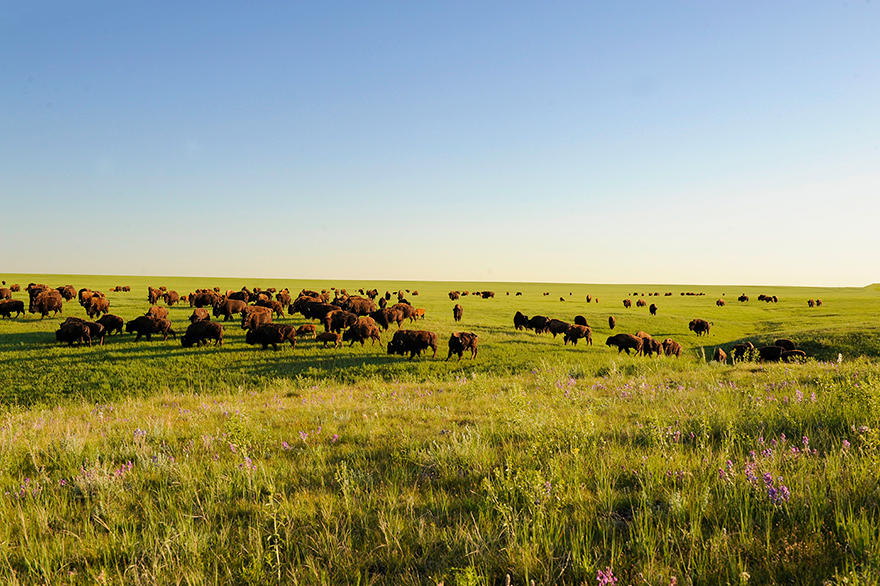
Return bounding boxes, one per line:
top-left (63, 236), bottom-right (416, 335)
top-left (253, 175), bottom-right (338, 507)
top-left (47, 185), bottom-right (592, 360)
top-left (3, 1), bottom-right (878, 286)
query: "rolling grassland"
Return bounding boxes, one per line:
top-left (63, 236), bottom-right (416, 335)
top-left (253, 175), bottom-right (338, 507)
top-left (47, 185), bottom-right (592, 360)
top-left (1, 275), bottom-right (879, 584)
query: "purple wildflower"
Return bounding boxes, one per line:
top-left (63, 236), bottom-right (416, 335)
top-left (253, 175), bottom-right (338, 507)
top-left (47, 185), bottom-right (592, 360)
top-left (597, 567), bottom-right (618, 586)
top-left (843, 439), bottom-right (851, 450)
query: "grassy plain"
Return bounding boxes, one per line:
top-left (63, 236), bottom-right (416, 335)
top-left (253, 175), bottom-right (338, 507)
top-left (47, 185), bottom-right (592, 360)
top-left (1, 274), bottom-right (880, 585)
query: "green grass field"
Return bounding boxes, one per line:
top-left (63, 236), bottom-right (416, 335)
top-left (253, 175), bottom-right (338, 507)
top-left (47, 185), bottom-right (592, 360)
top-left (2, 274), bottom-right (880, 585)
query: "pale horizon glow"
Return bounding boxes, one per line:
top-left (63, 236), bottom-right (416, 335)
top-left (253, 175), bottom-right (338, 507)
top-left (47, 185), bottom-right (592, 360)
top-left (2, 2), bottom-right (879, 287)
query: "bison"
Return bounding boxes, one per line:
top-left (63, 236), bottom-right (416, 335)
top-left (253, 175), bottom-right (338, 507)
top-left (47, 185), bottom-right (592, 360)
top-left (716, 299), bottom-right (726, 307)
top-left (453, 304), bottom-right (463, 322)
top-left (608, 316), bottom-right (616, 330)
top-left (526, 315), bottom-right (550, 334)
top-left (642, 337), bottom-right (663, 357)
top-left (85, 296), bottom-right (110, 319)
top-left (181, 321), bottom-right (224, 347)
top-left (55, 321), bottom-right (91, 347)
top-left (546, 319), bottom-right (570, 338)
top-left (371, 308), bottom-right (404, 331)
top-left (125, 316), bottom-right (176, 341)
top-left (447, 332), bottom-right (478, 360)
top-left (649, 303), bottom-right (658, 316)
top-left (342, 319), bottom-right (382, 346)
top-left (324, 310), bottom-right (358, 334)
top-left (757, 346), bottom-right (785, 362)
top-left (145, 306), bottom-right (169, 320)
top-left (245, 324), bottom-right (297, 351)
top-left (732, 342), bottom-right (755, 362)
top-left (688, 319), bottom-right (710, 336)
top-left (713, 348), bottom-right (727, 364)
top-left (62, 317), bottom-right (106, 346)
top-left (96, 314), bottom-right (124, 335)
top-left (0, 299), bottom-right (25, 319)
top-left (296, 324), bottom-right (316, 337)
top-left (774, 338), bottom-right (796, 351)
top-left (623, 299), bottom-right (632, 309)
top-left (781, 349), bottom-right (807, 363)
top-left (213, 298), bottom-right (248, 321)
top-left (662, 338), bottom-right (682, 358)
top-left (564, 324), bottom-right (592, 346)
top-left (241, 306), bottom-right (273, 331)
top-left (574, 315), bottom-right (588, 327)
top-left (189, 308), bottom-right (211, 323)
top-left (30, 290), bottom-right (63, 318)
top-left (387, 330), bottom-right (438, 360)
top-left (605, 334), bottom-right (643, 355)
top-left (513, 311), bottom-right (529, 331)
top-left (315, 332), bottom-right (341, 348)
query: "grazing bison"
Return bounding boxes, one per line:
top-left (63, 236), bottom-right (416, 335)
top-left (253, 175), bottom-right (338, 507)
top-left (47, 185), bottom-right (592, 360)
top-left (757, 346), bottom-right (784, 362)
top-left (343, 319), bottom-right (382, 346)
top-left (371, 308), bottom-right (404, 331)
top-left (190, 291), bottom-right (219, 308)
top-left (774, 338), bottom-right (796, 351)
top-left (449, 291), bottom-right (460, 301)
top-left (241, 307), bottom-right (273, 331)
top-left (340, 296), bottom-right (376, 316)
top-left (732, 342), bottom-right (755, 362)
top-left (96, 314), bottom-right (124, 335)
top-left (392, 303), bottom-right (418, 322)
top-left (447, 332), bottom-right (478, 360)
top-left (642, 337), bottom-right (663, 357)
top-left (162, 290), bottom-right (180, 306)
top-left (649, 303), bottom-right (658, 316)
top-left (662, 338), bottom-right (682, 358)
top-left (816, 299), bottom-right (823, 307)
top-left (453, 304), bottom-right (463, 322)
top-left (513, 311), bottom-right (529, 331)
top-left (296, 324), bottom-right (316, 337)
top-left (189, 308), bottom-right (211, 323)
top-left (608, 316), bottom-right (616, 330)
top-left (245, 324), bottom-right (297, 351)
top-left (213, 298), bottom-right (248, 321)
top-left (387, 330), bottom-right (438, 360)
top-left (0, 287), bottom-right (11, 301)
top-left (0, 299), bottom-right (25, 319)
top-left (546, 319), bottom-right (570, 338)
top-left (55, 321), bottom-right (91, 346)
top-left (481, 291), bottom-right (495, 299)
top-left (255, 299), bottom-right (285, 319)
top-left (275, 291), bottom-right (292, 308)
top-left (807, 299), bottom-right (815, 308)
top-left (636, 299), bottom-right (647, 308)
top-left (315, 332), bottom-right (341, 348)
top-left (781, 349), bottom-right (807, 363)
top-left (324, 310), bottom-right (358, 334)
top-left (738, 295), bottom-right (749, 302)
top-left (145, 306), bottom-right (169, 320)
top-left (564, 324), bottom-right (592, 346)
top-left (63, 317), bottom-right (106, 346)
top-left (181, 321), bottom-right (224, 347)
top-left (85, 296), bottom-right (110, 319)
top-left (57, 285), bottom-right (77, 301)
top-left (586, 294), bottom-right (592, 303)
top-left (30, 290), bottom-right (63, 318)
top-left (605, 333), bottom-right (643, 355)
top-left (574, 315), bottom-right (588, 327)
top-left (125, 316), bottom-right (176, 341)
top-left (526, 315), bottom-right (550, 334)
top-left (622, 299), bottom-right (632, 309)
top-left (716, 299), bottom-right (726, 307)
top-left (713, 348), bottom-right (727, 364)
top-left (10, 284), bottom-right (20, 293)
top-left (147, 287), bottom-right (162, 305)
top-left (688, 319), bottom-right (711, 336)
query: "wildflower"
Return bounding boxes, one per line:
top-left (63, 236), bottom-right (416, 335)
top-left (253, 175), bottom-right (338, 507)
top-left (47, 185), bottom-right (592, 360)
top-left (299, 431), bottom-right (308, 443)
top-left (842, 439), bottom-right (851, 450)
top-left (802, 436), bottom-right (809, 448)
top-left (810, 392), bottom-right (817, 402)
top-left (281, 441), bottom-right (290, 450)
top-left (597, 567), bottom-right (618, 586)
top-left (795, 389), bottom-right (804, 403)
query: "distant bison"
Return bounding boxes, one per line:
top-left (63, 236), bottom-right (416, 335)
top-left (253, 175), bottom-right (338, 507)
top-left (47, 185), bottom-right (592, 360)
top-left (622, 299), bottom-right (632, 309)
top-left (96, 314), bottom-right (124, 335)
top-left (608, 316), bottom-right (616, 330)
top-left (688, 319), bottom-right (710, 336)
top-left (162, 291), bottom-right (180, 306)
top-left (649, 303), bottom-right (658, 316)
top-left (245, 324), bottom-right (297, 351)
top-left (605, 333), bottom-right (643, 355)
top-left (0, 299), bottom-right (25, 319)
top-left (449, 291), bottom-right (460, 301)
top-left (453, 304), bottom-right (463, 322)
top-left (513, 311), bottom-right (529, 331)
top-left (738, 295), bottom-right (749, 302)
top-left (315, 331), bottom-right (342, 348)
top-left (387, 330), bottom-right (438, 360)
top-left (181, 321), bottom-right (224, 348)
top-left (447, 332), bottom-right (478, 360)
top-left (564, 324), bottom-right (592, 346)
top-left (636, 299), bottom-right (646, 308)
top-left (125, 316), bottom-right (176, 341)
top-left (189, 308), bottom-right (211, 323)
top-left (662, 338), bottom-right (682, 358)
top-left (716, 299), bottom-right (726, 307)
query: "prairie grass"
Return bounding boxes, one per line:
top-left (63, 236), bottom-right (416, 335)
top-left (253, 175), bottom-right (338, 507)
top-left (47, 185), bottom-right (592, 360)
top-left (1, 275), bottom-right (880, 584)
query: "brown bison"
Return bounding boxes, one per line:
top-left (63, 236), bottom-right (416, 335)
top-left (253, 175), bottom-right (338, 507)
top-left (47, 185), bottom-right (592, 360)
top-left (716, 299), bottom-right (726, 307)
top-left (190, 291), bottom-right (219, 308)
top-left (738, 294), bottom-right (749, 302)
top-left (181, 321), bottom-right (224, 347)
top-left (514, 311), bottom-right (529, 331)
top-left (546, 319), bottom-right (570, 338)
top-left (807, 299), bottom-right (815, 308)
top-left (608, 316), bottom-right (616, 330)
top-left (453, 304), bottom-right (463, 322)
top-left (162, 290), bottom-right (180, 306)
top-left (642, 337), bottom-right (663, 357)
top-left (30, 289), bottom-right (63, 318)
top-left (241, 306), bottom-right (273, 331)
top-left (145, 306), bottom-right (169, 320)
top-left (573, 315), bottom-right (588, 327)
top-left (564, 324), bottom-right (592, 346)
top-left (315, 331), bottom-right (342, 348)
top-left (85, 296), bottom-right (110, 319)
top-left (0, 299), bottom-right (25, 319)
top-left (688, 319), bottom-right (710, 336)
top-left (63, 317), bottom-right (106, 346)
top-left (662, 338), bottom-right (682, 358)
top-left (526, 315), bottom-right (550, 334)
top-left (449, 291), bottom-right (460, 301)
top-left (343, 319), bottom-right (382, 346)
top-left (296, 324), bottom-right (316, 338)
top-left (57, 285), bottom-right (77, 301)
top-left (324, 310), bottom-right (358, 334)
top-left (774, 338), bottom-right (796, 351)
top-left (713, 348), bottom-right (727, 364)
top-left (125, 316), bottom-right (176, 341)
top-left (245, 324), bottom-right (297, 350)
top-left (213, 298), bottom-right (248, 321)
top-left (96, 314), bottom-right (124, 335)
top-left (0, 287), bottom-right (11, 301)
top-left (387, 330), bottom-right (438, 360)
top-left (781, 349), bottom-right (807, 362)
top-left (732, 342), bottom-right (755, 362)
top-left (757, 346), bottom-right (785, 362)
top-left (447, 332), bottom-right (478, 360)
top-left (340, 295), bottom-right (376, 316)
top-left (255, 299), bottom-right (285, 319)
top-left (371, 308), bottom-right (404, 331)
top-left (147, 287), bottom-right (162, 305)
top-left (391, 303), bottom-right (418, 322)
top-left (622, 299), bottom-right (632, 309)
top-left (605, 333), bottom-right (643, 355)
top-left (189, 308), bottom-right (211, 323)
top-left (55, 321), bottom-right (91, 347)
top-left (649, 303), bottom-right (658, 316)
top-left (636, 299), bottom-right (646, 308)
top-left (816, 299), bottom-right (823, 307)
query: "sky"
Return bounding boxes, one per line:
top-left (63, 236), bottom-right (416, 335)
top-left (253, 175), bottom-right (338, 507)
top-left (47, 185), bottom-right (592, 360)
top-left (2, 1), bottom-right (878, 286)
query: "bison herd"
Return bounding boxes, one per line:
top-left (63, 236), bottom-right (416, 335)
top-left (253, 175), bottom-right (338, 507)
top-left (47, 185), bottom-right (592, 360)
top-left (0, 280), bottom-right (824, 365)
